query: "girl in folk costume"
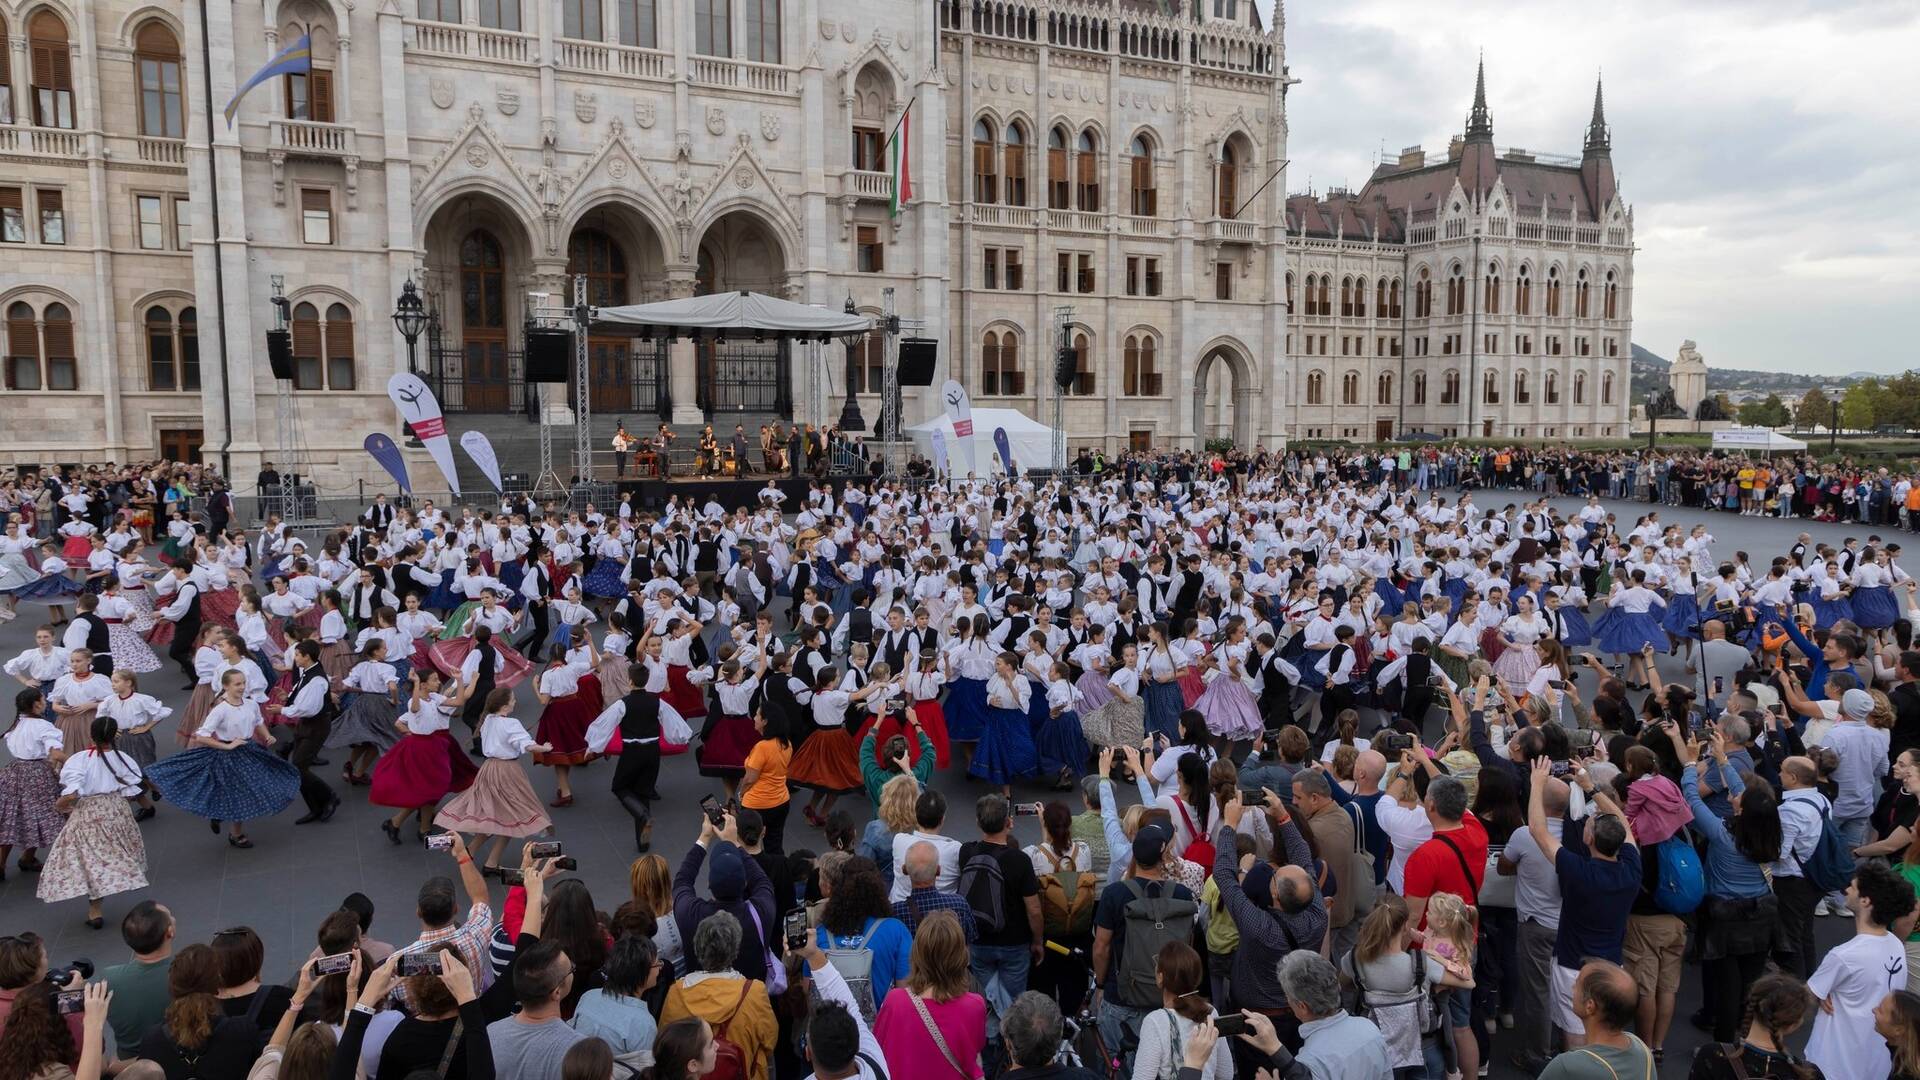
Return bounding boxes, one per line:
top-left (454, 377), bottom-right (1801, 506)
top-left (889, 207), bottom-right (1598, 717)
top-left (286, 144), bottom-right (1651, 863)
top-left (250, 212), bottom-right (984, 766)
top-left (315, 590), bottom-right (353, 681)
top-left (1598, 570), bottom-right (1669, 689)
top-left (37, 715), bottom-right (148, 928)
top-left (942, 613), bottom-right (996, 768)
top-left (371, 668), bottom-right (478, 844)
top-left (860, 649), bottom-right (950, 769)
top-left (581, 525), bottom-right (630, 603)
top-left (4, 625), bottom-right (66, 701)
top-left (530, 632), bottom-right (604, 808)
top-left (791, 665), bottom-right (891, 825)
top-left (354, 605), bottom-right (413, 689)
top-left (1492, 593), bottom-right (1548, 697)
top-left (1193, 616), bottom-right (1263, 750)
top-left (188, 546), bottom-right (242, 632)
top-left (96, 581), bottom-right (162, 675)
top-left (1072, 622), bottom-right (1113, 710)
top-left (1028, 645), bottom-right (1090, 791)
top-left (439, 557), bottom-right (507, 640)
top-left (1174, 614), bottom-right (1212, 708)
top-left (0, 689), bottom-right (65, 881)
top-left (326, 637), bottom-right (403, 786)
top-left (974, 650), bottom-right (1041, 795)
top-left (48, 649), bottom-right (113, 754)
top-left (585, 663), bottom-right (692, 854)
top-left (1081, 640), bottom-right (1145, 749)
top-left (56, 513), bottom-right (98, 563)
top-left (0, 521), bottom-right (40, 621)
top-left (595, 619), bottom-right (633, 700)
top-left (93, 672), bottom-right (167, 816)
top-left (429, 590), bottom-right (532, 730)
top-left (698, 632), bottom-right (771, 800)
top-left (1138, 622), bottom-right (1190, 744)
top-left (157, 508), bottom-right (196, 565)
top-left (259, 575), bottom-right (314, 645)
top-left (657, 615), bottom-right (709, 723)
top-left (206, 631), bottom-right (271, 728)
top-left (433, 687), bottom-right (554, 874)
top-left (544, 580), bottom-right (597, 657)
top-left (145, 669), bottom-right (301, 849)
top-left (8, 540), bottom-right (81, 623)
top-left (176, 624), bottom-right (227, 744)
top-left (394, 592), bottom-right (445, 676)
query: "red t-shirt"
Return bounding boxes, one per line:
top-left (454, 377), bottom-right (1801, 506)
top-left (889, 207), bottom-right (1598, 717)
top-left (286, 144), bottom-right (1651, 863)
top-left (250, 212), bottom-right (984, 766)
top-left (1401, 812), bottom-right (1489, 914)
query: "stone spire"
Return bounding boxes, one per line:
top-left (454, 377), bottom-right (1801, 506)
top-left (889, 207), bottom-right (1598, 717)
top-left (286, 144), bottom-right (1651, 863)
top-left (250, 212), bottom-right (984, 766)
top-left (1584, 73), bottom-right (1611, 154)
top-left (1464, 55), bottom-right (1493, 141)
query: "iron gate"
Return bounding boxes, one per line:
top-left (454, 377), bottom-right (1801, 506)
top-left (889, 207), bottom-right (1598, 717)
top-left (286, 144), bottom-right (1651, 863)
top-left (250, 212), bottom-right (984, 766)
top-left (699, 340), bottom-right (790, 417)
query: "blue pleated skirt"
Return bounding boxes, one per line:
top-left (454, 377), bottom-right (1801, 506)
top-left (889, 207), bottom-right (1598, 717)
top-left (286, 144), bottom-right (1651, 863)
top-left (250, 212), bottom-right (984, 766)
top-left (1663, 593), bottom-right (1702, 640)
top-left (1596, 609), bottom-right (1667, 655)
top-left (1034, 707), bottom-right (1091, 779)
top-left (425, 569), bottom-right (462, 611)
top-left (1373, 577), bottom-right (1407, 614)
top-left (970, 706), bottom-right (1040, 785)
top-left (1810, 595), bottom-right (1856, 630)
top-left (945, 676), bottom-right (988, 742)
top-left (1558, 607), bottom-right (1594, 647)
top-left (582, 558), bottom-right (628, 600)
top-left (1852, 585), bottom-right (1900, 629)
top-left (1143, 681), bottom-right (1184, 742)
top-left (145, 742), bottom-right (300, 822)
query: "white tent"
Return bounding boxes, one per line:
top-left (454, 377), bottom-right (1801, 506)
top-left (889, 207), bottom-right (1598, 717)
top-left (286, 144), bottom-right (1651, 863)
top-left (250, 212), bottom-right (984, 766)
top-left (590, 290), bottom-right (871, 341)
top-left (906, 408), bottom-right (1058, 475)
top-left (1711, 427), bottom-right (1807, 453)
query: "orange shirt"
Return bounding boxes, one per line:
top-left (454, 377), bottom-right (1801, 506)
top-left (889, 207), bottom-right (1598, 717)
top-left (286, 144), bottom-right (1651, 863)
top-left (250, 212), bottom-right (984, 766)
top-left (741, 738), bottom-right (792, 809)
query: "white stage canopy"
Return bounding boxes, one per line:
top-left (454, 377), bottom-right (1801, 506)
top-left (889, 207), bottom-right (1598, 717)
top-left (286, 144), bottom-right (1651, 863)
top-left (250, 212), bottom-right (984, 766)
top-left (1711, 427), bottom-right (1808, 453)
top-left (906, 408), bottom-right (1059, 475)
top-left (591, 290), bottom-right (872, 341)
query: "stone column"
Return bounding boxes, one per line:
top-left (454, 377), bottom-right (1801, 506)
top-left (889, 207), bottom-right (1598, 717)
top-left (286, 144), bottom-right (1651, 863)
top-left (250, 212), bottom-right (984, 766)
top-left (667, 271), bottom-right (704, 425)
top-left (5, 38), bottom-right (22, 125)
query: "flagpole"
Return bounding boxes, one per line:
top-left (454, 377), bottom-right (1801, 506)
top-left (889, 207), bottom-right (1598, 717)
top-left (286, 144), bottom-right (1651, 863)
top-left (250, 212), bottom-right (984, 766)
top-left (883, 95), bottom-right (917, 151)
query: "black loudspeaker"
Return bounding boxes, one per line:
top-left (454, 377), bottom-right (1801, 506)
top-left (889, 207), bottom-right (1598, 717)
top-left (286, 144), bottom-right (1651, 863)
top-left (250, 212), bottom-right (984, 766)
top-left (897, 338), bottom-right (937, 385)
top-left (1054, 345), bottom-right (1076, 390)
top-left (524, 328), bottom-right (573, 382)
top-left (266, 329), bottom-right (293, 380)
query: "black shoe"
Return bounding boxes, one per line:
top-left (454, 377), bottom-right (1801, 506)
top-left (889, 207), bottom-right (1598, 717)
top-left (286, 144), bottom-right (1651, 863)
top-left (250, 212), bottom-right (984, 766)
top-left (133, 806), bottom-right (156, 823)
top-left (313, 757), bottom-right (331, 767)
top-left (381, 821), bottom-right (402, 845)
top-left (294, 806), bottom-right (325, 825)
top-left (16, 855), bottom-right (40, 873)
top-left (209, 818), bottom-right (221, 833)
top-left (319, 795), bottom-right (342, 822)
top-left (85, 917), bottom-right (104, 930)
top-left (228, 834), bottom-right (253, 848)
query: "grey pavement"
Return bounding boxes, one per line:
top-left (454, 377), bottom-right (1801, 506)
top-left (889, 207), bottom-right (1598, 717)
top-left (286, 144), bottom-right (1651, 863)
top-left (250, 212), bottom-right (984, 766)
top-left (0, 490), bottom-right (1888, 1076)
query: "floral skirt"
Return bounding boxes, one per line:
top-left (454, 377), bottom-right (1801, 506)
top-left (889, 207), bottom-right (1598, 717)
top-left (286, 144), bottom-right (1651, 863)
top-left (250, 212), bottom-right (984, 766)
top-left (145, 742), bottom-right (300, 822)
top-left (1081, 697), bottom-right (1145, 749)
top-left (0, 759), bottom-right (65, 848)
top-left (37, 794), bottom-right (147, 903)
top-left (108, 624), bottom-right (162, 674)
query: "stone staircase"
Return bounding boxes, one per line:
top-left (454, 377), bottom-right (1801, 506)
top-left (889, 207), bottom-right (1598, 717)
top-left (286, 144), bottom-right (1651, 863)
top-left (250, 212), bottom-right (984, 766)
top-left (451, 409), bottom-right (791, 493)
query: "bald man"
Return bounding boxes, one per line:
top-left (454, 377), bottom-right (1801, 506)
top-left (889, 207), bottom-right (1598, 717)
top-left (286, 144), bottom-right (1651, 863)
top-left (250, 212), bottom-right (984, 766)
top-left (1321, 749), bottom-right (1390, 887)
top-left (1774, 754), bottom-right (1832, 979)
top-left (890, 839), bottom-right (977, 943)
top-left (1214, 791), bottom-right (1329, 1047)
top-left (1538, 961), bottom-right (1653, 1080)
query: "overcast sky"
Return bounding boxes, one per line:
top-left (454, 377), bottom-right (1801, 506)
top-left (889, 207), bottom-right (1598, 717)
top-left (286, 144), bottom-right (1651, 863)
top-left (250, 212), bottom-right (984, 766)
top-left (1254, 0), bottom-right (1920, 374)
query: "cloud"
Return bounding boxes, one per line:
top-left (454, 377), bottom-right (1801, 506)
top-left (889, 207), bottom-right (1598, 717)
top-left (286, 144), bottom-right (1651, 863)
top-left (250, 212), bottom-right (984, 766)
top-left (1255, 0), bottom-right (1920, 373)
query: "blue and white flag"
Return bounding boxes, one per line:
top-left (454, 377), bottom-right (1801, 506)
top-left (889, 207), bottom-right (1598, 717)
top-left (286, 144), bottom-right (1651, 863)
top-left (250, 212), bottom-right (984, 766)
top-left (363, 433), bottom-right (411, 494)
top-left (224, 34), bottom-right (310, 127)
top-left (993, 427), bottom-right (1013, 475)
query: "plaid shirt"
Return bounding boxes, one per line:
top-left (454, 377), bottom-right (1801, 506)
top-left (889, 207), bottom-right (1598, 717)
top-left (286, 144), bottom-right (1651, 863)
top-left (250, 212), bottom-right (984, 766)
top-left (891, 885), bottom-right (977, 943)
top-left (395, 901), bottom-right (495, 991)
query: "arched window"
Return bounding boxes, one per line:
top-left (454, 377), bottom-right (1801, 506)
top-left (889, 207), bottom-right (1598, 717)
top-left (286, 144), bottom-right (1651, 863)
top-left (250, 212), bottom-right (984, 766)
top-left (1484, 265), bottom-right (1501, 314)
top-left (1389, 278), bottom-right (1402, 317)
top-left (1376, 372), bottom-right (1392, 405)
top-left (38, 303), bottom-right (75, 389)
top-left (142, 304), bottom-right (198, 391)
top-left (5, 302), bottom-right (40, 389)
top-left (1573, 371), bottom-right (1587, 404)
top-left (1340, 277), bottom-right (1353, 318)
top-left (29, 11), bottom-right (74, 129)
top-left (1446, 265), bottom-right (1466, 316)
top-left (1003, 122), bottom-right (1028, 207)
top-left (1075, 129), bottom-right (1099, 211)
top-left (1341, 370), bottom-right (1359, 405)
top-left (1285, 272), bottom-right (1295, 313)
top-left (1601, 370), bottom-right (1614, 404)
top-left (1305, 370), bottom-right (1324, 405)
top-left (1515, 265), bottom-right (1532, 315)
top-left (1316, 275), bottom-right (1331, 317)
top-left (1604, 270), bottom-right (1619, 319)
top-left (1070, 330), bottom-right (1093, 395)
top-left (135, 22), bottom-right (184, 139)
top-left (1047, 127), bottom-right (1070, 210)
top-left (1414, 268), bottom-right (1432, 317)
top-left (972, 119), bottom-right (998, 205)
top-left (1545, 267), bottom-right (1562, 317)
top-left (1482, 369), bottom-right (1499, 404)
top-left (982, 329), bottom-right (1021, 395)
top-left (1412, 370), bottom-right (1427, 405)
top-left (1513, 369), bottom-right (1529, 404)
top-left (0, 17), bottom-right (11, 125)
top-left (1123, 333), bottom-right (1161, 396)
top-left (849, 65), bottom-right (890, 171)
top-left (1545, 370), bottom-right (1559, 404)
top-left (567, 228), bottom-right (629, 307)
top-left (1215, 142), bottom-right (1238, 219)
top-left (1441, 369), bottom-right (1460, 405)
top-left (1575, 268), bottom-right (1591, 318)
top-left (1128, 134), bottom-right (1156, 216)
top-left (288, 300), bottom-right (355, 391)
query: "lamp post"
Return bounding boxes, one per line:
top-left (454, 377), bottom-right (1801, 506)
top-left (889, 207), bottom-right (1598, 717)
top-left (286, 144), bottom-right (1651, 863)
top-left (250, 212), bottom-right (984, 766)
top-left (837, 295), bottom-right (866, 434)
top-left (392, 277), bottom-right (429, 376)
top-left (1646, 390), bottom-right (1657, 451)
top-left (1831, 400), bottom-right (1840, 454)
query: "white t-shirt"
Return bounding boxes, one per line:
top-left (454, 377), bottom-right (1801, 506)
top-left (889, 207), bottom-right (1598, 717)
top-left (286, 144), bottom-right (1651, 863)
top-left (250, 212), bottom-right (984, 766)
top-left (1806, 930), bottom-right (1908, 1080)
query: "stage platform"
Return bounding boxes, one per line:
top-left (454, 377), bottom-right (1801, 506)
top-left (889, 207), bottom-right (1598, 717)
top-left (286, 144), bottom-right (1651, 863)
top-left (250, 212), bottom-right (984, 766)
top-left (612, 472), bottom-right (848, 510)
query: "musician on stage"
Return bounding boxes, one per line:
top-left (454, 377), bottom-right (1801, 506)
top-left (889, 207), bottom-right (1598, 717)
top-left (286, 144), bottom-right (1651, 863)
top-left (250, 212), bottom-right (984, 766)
top-left (653, 424), bottom-right (676, 480)
top-left (611, 423), bottom-right (636, 478)
top-left (699, 426), bottom-right (720, 478)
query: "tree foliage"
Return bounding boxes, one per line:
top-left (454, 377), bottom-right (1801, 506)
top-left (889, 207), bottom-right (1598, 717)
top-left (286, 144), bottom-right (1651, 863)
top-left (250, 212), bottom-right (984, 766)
top-left (1795, 388), bottom-right (1832, 430)
top-left (1738, 393), bottom-right (1791, 428)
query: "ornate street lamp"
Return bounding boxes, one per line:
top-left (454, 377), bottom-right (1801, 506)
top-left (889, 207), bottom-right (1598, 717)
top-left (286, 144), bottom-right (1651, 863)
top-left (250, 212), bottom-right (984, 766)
top-left (392, 277), bottom-right (429, 376)
top-left (838, 295), bottom-right (866, 434)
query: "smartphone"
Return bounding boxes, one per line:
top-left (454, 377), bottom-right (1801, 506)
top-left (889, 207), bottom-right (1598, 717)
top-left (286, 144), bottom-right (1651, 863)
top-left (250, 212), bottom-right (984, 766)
top-left (499, 867), bottom-right (527, 886)
top-left (783, 909), bottom-right (811, 951)
top-left (1549, 760), bottom-right (1572, 778)
top-left (312, 952), bottom-right (355, 977)
top-left (1548, 679), bottom-right (1567, 691)
top-left (553, 856), bottom-right (578, 871)
top-left (1013, 801), bottom-right (1044, 817)
top-left (699, 794), bottom-right (726, 827)
top-left (530, 841), bottom-right (564, 859)
top-left (1712, 676), bottom-right (1725, 698)
top-left (1239, 787), bottom-right (1270, 806)
top-left (397, 952), bottom-right (442, 977)
top-left (424, 833), bottom-right (455, 851)
top-left (1213, 1014), bottom-right (1250, 1038)
top-left (55, 990), bottom-right (85, 1015)
top-left (1426, 674), bottom-right (1446, 688)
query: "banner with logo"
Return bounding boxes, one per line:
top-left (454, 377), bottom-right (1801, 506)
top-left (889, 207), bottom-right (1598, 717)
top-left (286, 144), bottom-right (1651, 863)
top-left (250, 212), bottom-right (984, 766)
top-left (942, 379), bottom-right (976, 475)
top-left (363, 434), bottom-right (411, 494)
top-left (930, 427), bottom-right (948, 477)
top-left (459, 431), bottom-right (505, 493)
top-left (386, 372), bottom-right (460, 497)
top-left (993, 426), bottom-right (1013, 475)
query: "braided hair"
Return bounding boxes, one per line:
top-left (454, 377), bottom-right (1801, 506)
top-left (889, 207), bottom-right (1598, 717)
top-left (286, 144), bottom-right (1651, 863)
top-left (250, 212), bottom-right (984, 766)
top-left (87, 714), bottom-right (142, 791)
top-left (1735, 972), bottom-right (1818, 1078)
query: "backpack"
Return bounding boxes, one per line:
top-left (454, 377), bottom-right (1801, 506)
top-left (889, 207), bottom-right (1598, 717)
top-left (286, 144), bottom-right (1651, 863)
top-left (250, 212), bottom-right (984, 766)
top-left (1038, 847), bottom-right (1098, 940)
top-left (1117, 879), bottom-right (1198, 1008)
top-left (1346, 948), bottom-right (1439, 1065)
top-left (820, 918), bottom-right (879, 1026)
top-left (957, 848), bottom-right (1009, 935)
top-left (1798, 803), bottom-right (1858, 893)
top-left (1653, 835), bottom-right (1706, 915)
top-left (707, 980), bottom-right (755, 1080)
top-left (1169, 799), bottom-right (1216, 870)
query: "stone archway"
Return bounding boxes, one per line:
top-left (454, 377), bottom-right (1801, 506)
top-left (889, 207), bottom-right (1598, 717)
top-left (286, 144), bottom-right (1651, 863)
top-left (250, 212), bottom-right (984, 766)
top-left (566, 201), bottom-right (671, 419)
top-left (1192, 344), bottom-right (1254, 448)
top-left (418, 190), bottom-right (539, 413)
top-left (685, 209), bottom-right (793, 421)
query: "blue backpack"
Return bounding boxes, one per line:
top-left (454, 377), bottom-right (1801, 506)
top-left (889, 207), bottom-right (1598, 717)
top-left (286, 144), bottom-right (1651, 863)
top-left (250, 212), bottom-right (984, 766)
top-left (1798, 804), bottom-right (1858, 893)
top-left (1653, 834), bottom-right (1706, 915)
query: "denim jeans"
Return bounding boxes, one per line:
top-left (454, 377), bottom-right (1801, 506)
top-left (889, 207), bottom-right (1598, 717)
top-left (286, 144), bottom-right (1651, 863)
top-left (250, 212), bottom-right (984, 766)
top-left (1097, 999), bottom-right (1147, 1078)
top-left (970, 943), bottom-right (1032, 1036)
top-left (1831, 815), bottom-right (1871, 903)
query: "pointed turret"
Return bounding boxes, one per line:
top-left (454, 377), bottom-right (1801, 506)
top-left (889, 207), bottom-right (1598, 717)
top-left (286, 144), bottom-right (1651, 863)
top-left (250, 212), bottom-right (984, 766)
top-left (1458, 56), bottom-right (1498, 200)
top-left (1581, 72), bottom-right (1616, 218)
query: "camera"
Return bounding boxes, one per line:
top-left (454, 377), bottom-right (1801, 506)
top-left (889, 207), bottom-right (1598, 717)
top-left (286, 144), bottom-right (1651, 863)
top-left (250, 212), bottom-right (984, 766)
top-left (44, 959), bottom-right (93, 987)
top-left (1376, 732), bottom-right (1414, 756)
top-left (55, 990), bottom-right (85, 1015)
top-left (1213, 1014), bottom-right (1251, 1038)
top-left (1239, 787), bottom-right (1271, 807)
top-left (1426, 674), bottom-right (1446, 689)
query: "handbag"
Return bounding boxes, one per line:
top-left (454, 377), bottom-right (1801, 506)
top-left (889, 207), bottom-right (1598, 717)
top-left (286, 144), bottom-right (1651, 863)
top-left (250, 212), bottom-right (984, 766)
top-left (745, 905), bottom-right (787, 995)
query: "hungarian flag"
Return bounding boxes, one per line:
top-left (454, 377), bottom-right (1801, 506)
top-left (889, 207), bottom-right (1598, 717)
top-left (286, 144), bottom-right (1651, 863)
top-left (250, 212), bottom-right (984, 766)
top-left (888, 104), bottom-right (913, 217)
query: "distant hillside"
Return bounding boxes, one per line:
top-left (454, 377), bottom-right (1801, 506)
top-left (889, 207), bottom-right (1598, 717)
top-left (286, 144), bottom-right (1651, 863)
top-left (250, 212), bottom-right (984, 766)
top-left (1630, 343), bottom-right (1855, 403)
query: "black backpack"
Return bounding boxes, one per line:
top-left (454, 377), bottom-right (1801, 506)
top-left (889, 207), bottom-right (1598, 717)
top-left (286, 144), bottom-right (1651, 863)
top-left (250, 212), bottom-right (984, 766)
top-left (956, 849), bottom-right (1008, 935)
